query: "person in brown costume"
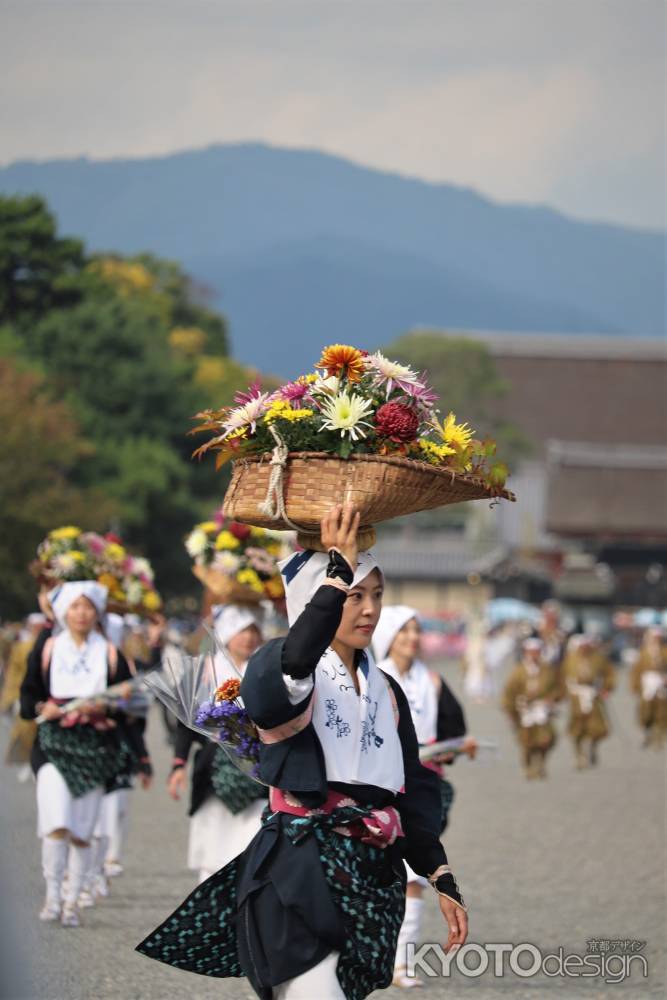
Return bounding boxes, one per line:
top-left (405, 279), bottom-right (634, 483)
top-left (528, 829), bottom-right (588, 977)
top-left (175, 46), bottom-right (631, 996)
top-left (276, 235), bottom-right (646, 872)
top-left (502, 637), bottom-right (560, 779)
top-left (563, 634), bottom-right (615, 769)
top-left (630, 627), bottom-right (667, 748)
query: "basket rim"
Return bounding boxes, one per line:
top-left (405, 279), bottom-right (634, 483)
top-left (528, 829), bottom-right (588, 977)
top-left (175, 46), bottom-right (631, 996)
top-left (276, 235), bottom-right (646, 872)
top-left (230, 450), bottom-right (515, 502)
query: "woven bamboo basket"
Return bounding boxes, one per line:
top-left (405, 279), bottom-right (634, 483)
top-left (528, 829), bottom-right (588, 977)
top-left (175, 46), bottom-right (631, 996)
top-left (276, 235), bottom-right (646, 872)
top-left (192, 565), bottom-right (264, 605)
top-left (224, 452), bottom-right (515, 548)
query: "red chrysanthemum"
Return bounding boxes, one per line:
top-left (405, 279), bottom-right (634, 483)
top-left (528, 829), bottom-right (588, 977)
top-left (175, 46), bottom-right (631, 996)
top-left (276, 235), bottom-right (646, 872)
top-left (215, 678), bottom-right (241, 703)
top-left (228, 521), bottom-right (252, 541)
top-left (374, 401), bottom-right (420, 443)
top-left (104, 532), bottom-right (124, 545)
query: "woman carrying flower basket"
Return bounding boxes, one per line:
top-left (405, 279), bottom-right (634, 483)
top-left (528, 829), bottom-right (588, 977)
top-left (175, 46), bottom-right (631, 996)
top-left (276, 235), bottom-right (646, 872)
top-left (137, 506), bottom-right (467, 999)
top-left (19, 582), bottom-right (135, 927)
top-left (372, 605), bottom-right (475, 988)
top-left (167, 604), bottom-right (269, 885)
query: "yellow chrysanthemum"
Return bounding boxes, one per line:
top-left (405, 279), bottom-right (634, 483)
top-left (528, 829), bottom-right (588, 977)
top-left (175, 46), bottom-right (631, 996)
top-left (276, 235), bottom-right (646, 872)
top-left (434, 412), bottom-right (474, 450)
top-left (417, 439), bottom-right (457, 464)
top-left (49, 526), bottom-right (81, 540)
top-left (317, 344), bottom-right (366, 383)
top-left (97, 573), bottom-right (118, 591)
top-left (106, 543), bottom-right (126, 561)
top-left (143, 590), bottom-right (162, 611)
top-left (237, 568), bottom-right (264, 593)
top-left (69, 550), bottom-right (86, 562)
top-left (197, 520), bottom-right (220, 533)
top-left (215, 530), bottom-right (241, 551)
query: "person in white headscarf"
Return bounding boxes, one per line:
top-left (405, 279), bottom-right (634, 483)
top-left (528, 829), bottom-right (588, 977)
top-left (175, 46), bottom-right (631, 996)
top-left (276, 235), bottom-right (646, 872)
top-left (20, 581), bottom-right (134, 927)
top-left (137, 506), bottom-right (468, 1000)
top-left (373, 605), bottom-right (473, 988)
top-left (167, 603), bottom-right (268, 883)
top-left (79, 611), bottom-right (162, 904)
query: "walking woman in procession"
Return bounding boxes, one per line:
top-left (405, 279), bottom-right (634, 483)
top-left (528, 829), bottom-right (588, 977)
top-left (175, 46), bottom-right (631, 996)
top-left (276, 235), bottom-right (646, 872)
top-left (137, 505), bottom-right (468, 999)
top-left (168, 603), bottom-right (268, 884)
top-left (373, 605), bottom-right (475, 987)
top-left (20, 581), bottom-right (134, 927)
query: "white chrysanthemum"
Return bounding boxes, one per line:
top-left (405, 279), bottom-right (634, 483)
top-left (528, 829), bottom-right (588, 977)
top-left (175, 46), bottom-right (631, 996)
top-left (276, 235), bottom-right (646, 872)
top-left (124, 579), bottom-right (144, 605)
top-left (54, 553), bottom-right (77, 575)
top-left (318, 391), bottom-right (374, 440)
top-left (132, 557), bottom-right (153, 581)
top-left (185, 528), bottom-right (209, 558)
top-left (212, 551), bottom-right (241, 573)
top-left (365, 351), bottom-right (423, 396)
top-left (222, 393), bottom-right (270, 438)
top-left (311, 374), bottom-right (341, 396)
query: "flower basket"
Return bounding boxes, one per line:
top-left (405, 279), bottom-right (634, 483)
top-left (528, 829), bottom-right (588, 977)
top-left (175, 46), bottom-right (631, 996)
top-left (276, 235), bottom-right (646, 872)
top-left (29, 528), bottom-right (162, 617)
top-left (192, 564), bottom-right (265, 605)
top-left (224, 451), bottom-right (515, 548)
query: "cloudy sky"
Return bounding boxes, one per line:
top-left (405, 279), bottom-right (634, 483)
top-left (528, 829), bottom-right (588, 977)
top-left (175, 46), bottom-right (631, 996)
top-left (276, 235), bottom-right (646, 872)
top-left (2, 0), bottom-right (664, 229)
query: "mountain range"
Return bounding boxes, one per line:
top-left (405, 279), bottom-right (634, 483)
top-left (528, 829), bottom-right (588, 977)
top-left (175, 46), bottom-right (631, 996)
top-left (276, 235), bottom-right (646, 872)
top-left (1, 142), bottom-right (663, 376)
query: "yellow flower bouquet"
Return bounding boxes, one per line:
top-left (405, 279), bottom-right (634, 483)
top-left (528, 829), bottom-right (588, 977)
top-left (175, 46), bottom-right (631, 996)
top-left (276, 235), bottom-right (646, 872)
top-left (31, 528), bottom-right (162, 616)
top-left (185, 513), bottom-right (287, 605)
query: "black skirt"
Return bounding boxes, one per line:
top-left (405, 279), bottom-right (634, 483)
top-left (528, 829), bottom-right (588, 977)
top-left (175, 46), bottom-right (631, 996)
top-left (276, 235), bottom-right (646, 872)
top-left (137, 804), bottom-right (407, 1000)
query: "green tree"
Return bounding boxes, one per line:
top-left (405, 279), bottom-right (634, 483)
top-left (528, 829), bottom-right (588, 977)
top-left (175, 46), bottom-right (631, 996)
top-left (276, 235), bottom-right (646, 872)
top-left (0, 358), bottom-right (115, 616)
top-left (0, 195), bottom-right (86, 325)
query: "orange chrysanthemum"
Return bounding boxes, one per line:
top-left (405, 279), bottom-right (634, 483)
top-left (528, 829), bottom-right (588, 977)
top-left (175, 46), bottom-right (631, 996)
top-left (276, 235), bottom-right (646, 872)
top-left (317, 344), bottom-right (366, 383)
top-left (215, 678), bottom-right (241, 703)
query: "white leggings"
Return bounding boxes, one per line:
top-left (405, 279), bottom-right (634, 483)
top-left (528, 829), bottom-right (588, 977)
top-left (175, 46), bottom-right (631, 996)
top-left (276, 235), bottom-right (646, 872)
top-left (273, 951), bottom-right (344, 999)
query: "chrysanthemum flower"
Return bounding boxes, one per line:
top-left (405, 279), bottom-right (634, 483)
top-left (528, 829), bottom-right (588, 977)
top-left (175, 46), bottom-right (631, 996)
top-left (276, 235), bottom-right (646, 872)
top-left (365, 352), bottom-right (423, 396)
top-left (221, 392), bottom-right (270, 438)
top-left (319, 391), bottom-right (374, 440)
top-left (318, 344), bottom-right (366, 383)
top-left (432, 411), bottom-right (475, 450)
top-left (279, 378), bottom-right (313, 405)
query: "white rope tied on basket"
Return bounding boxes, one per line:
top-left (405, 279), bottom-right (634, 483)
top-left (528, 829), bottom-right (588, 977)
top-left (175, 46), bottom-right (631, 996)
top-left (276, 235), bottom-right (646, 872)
top-left (258, 424), bottom-right (316, 534)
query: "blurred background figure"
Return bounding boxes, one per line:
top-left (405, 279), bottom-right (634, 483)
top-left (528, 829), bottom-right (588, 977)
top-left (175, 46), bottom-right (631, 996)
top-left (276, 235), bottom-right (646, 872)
top-left (630, 627), bottom-right (667, 749)
top-left (1, 613), bottom-right (47, 780)
top-left (563, 633), bottom-right (615, 769)
top-left (502, 637), bottom-right (559, 779)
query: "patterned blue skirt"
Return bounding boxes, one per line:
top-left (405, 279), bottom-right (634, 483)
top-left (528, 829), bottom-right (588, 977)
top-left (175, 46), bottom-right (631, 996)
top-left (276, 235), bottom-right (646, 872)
top-left (136, 805), bottom-right (406, 999)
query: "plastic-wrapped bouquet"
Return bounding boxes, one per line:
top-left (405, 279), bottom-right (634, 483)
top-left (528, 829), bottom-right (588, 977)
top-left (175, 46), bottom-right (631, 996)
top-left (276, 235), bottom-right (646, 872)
top-left (143, 633), bottom-right (262, 779)
top-left (185, 511), bottom-right (286, 604)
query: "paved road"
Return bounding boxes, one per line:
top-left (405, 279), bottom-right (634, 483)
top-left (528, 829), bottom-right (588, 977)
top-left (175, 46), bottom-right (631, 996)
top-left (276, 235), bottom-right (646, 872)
top-left (1, 664), bottom-right (664, 1000)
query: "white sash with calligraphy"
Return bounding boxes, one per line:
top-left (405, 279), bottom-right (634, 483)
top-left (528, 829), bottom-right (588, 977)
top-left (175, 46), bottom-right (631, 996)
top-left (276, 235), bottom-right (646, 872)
top-left (311, 647), bottom-right (405, 794)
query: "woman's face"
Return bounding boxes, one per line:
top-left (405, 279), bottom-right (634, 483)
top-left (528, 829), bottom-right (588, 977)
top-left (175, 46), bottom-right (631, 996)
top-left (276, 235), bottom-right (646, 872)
top-left (227, 624), bottom-right (262, 662)
top-left (390, 617), bottom-right (421, 661)
top-left (65, 596), bottom-right (97, 635)
top-left (335, 569), bottom-right (384, 650)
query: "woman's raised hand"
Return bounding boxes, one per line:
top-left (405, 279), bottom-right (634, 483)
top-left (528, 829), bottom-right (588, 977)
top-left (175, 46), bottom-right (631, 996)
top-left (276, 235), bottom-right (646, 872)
top-left (320, 503), bottom-right (361, 575)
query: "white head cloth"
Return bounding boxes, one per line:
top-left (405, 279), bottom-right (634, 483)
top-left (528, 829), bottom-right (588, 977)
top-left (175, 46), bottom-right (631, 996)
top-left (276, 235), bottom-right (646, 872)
top-left (48, 581), bottom-right (108, 629)
top-left (372, 605), bottom-right (420, 663)
top-left (278, 549), bottom-right (382, 626)
top-left (212, 604), bottom-right (264, 647)
top-left (279, 548), bottom-right (404, 794)
top-left (209, 604), bottom-right (264, 685)
top-left (104, 612), bottom-right (126, 649)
